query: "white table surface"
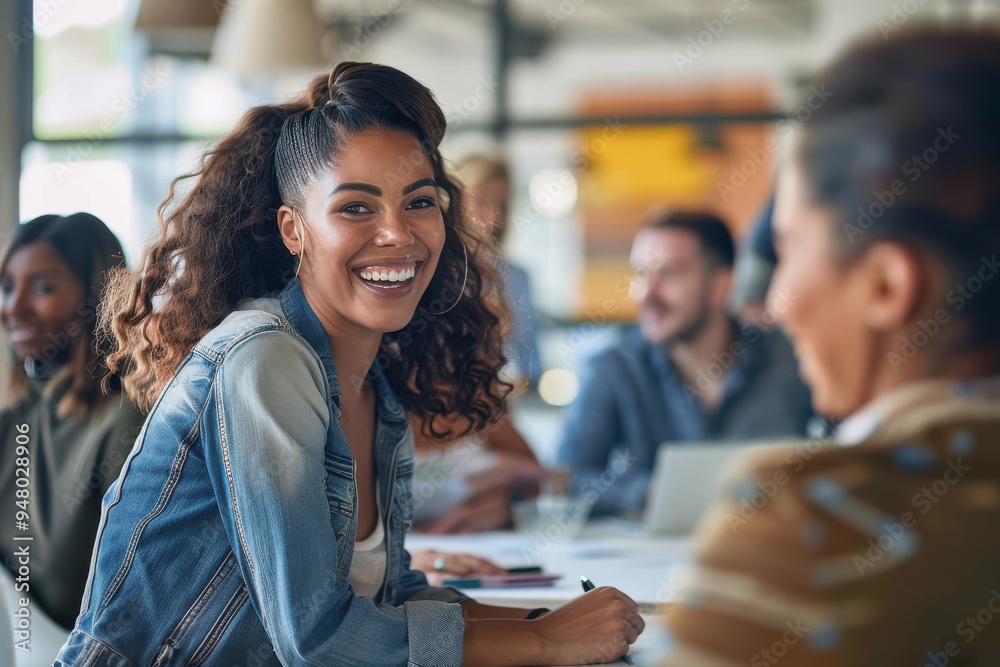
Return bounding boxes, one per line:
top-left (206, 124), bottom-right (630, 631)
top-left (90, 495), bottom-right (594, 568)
top-left (406, 519), bottom-right (690, 666)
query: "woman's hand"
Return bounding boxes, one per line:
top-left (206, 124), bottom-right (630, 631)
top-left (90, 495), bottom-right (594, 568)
top-left (421, 489), bottom-right (512, 534)
top-left (463, 454), bottom-right (547, 498)
top-left (410, 550), bottom-right (506, 585)
top-left (461, 586), bottom-right (645, 666)
top-left (530, 587), bottom-right (645, 665)
top-left (422, 455), bottom-right (547, 534)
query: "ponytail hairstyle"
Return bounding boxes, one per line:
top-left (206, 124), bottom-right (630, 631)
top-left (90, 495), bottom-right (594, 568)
top-left (101, 62), bottom-right (511, 437)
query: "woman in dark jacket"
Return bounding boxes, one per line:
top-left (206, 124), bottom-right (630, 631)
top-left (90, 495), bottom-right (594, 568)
top-left (0, 213), bottom-right (145, 631)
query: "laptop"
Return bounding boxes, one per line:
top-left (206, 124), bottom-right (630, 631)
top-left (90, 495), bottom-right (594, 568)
top-left (643, 442), bottom-right (772, 535)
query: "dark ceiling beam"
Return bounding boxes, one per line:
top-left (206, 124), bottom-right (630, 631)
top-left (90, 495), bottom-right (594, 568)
top-left (33, 109), bottom-right (786, 147)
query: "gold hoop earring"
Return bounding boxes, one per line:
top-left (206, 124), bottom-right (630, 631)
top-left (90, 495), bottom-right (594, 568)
top-left (292, 212), bottom-right (307, 278)
top-left (421, 226), bottom-right (469, 316)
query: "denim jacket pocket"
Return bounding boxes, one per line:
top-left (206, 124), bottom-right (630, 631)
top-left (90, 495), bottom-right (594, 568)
top-left (322, 452), bottom-right (355, 519)
top-left (392, 456), bottom-right (415, 531)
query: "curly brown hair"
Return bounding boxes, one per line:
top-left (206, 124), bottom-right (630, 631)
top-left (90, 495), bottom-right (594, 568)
top-left (101, 62), bottom-right (511, 438)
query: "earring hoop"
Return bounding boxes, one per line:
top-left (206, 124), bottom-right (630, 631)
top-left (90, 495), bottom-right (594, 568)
top-left (291, 210), bottom-right (307, 278)
top-left (292, 209), bottom-right (306, 278)
top-left (421, 226), bottom-right (469, 316)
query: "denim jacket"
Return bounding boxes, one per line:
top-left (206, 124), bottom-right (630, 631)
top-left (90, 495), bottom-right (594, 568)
top-left (55, 278), bottom-right (469, 667)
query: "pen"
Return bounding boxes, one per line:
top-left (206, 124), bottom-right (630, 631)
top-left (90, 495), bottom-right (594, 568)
top-left (580, 576), bottom-right (636, 665)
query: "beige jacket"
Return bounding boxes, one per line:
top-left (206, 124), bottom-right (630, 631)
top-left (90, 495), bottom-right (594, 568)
top-left (662, 378), bottom-right (1000, 666)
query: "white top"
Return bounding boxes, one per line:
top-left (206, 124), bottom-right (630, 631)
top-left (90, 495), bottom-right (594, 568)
top-left (834, 375), bottom-right (1000, 445)
top-left (349, 509), bottom-right (387, 599)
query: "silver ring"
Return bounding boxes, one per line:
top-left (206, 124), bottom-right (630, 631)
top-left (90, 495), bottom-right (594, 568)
top-left (433, 557), bottom-right (447, 572)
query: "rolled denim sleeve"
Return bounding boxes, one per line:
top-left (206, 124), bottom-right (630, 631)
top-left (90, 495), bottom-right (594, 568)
top-left (205, 330), bottom-right (465, 667)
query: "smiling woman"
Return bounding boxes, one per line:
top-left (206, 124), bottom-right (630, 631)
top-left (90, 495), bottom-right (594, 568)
top-left (0, 213), bottom-right (146, 631)
top-left (276, 131), bottom-right (450, 341)
top-left (53, 63), bottom-right (646, 667)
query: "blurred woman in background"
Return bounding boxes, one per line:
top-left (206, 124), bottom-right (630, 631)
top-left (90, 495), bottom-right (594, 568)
top-left (408, 153), bottom-right (545, 543)
top-left (0, 212), bottom-right (145, 630)
top-left (457, 153), bottom-right (542, 386)
top-left (662, 27), bottom-right (1000, 666)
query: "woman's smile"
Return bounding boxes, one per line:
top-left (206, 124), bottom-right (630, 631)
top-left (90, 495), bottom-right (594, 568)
top-left (353, 257), bottom-right (426, 299)
top-left (278, 129), bottom-right (446, 334)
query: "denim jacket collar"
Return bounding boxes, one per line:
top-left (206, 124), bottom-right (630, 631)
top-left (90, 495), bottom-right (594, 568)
top-left (277, 277), bottom-right (406, 426)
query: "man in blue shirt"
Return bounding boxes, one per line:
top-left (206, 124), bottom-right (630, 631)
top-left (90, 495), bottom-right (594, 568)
top-left (557, 210), bottom-right (814, 516)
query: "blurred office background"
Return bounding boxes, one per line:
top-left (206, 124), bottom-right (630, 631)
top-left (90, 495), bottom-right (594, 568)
top-left (2, 0), bottom-right (999, 462)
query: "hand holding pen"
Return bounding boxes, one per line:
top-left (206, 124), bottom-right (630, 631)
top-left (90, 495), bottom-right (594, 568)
top-left (524, 582), bottom-right (643, 665)
top-left (580, 575), bottom-right (636, 665)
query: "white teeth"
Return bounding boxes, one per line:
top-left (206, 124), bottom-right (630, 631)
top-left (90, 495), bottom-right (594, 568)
top-left (358, 266), bottom-right (417, 283)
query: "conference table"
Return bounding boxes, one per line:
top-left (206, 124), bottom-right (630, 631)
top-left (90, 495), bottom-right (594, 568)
top-left (6, 519), bottom-right (689, 666)
top-left (406, 519), bottom-right (692, 667)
